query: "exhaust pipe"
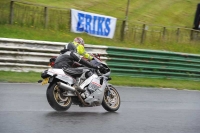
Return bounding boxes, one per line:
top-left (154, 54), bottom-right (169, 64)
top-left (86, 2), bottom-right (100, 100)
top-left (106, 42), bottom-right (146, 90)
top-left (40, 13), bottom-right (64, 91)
top-left (57, 82), bottom-right (75, 92)
top-left (57, 82), bottom-right (91, 107)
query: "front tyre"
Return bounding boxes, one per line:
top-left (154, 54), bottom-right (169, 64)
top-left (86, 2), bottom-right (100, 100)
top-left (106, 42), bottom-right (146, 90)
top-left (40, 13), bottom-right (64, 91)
top-left (102, 85), bottom-right (120, 112)
top-left (46, 82), bottom-right (72, 111)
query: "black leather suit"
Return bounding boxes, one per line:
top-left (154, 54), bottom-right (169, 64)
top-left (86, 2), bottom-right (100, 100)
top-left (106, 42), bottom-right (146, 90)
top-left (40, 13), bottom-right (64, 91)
top-left (53, 50), bottom-right (97, 78)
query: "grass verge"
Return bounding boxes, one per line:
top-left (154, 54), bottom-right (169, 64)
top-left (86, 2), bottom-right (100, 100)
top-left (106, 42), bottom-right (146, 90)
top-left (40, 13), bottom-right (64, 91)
top-left (0, 71), bottom-right (199, 91)
top-left (1, 24), bottom-right (200, 54)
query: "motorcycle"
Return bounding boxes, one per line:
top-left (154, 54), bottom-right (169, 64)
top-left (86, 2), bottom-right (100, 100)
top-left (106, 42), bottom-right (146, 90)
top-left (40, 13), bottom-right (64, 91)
top-left (39, 54), bottom-right (120, 112)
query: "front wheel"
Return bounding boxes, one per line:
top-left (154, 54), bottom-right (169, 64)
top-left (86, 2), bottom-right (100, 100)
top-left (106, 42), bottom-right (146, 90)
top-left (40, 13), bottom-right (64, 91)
top-left (102, 85), bottom-right (120, 112)
top-left (46, 82), bottom-right (72, 111)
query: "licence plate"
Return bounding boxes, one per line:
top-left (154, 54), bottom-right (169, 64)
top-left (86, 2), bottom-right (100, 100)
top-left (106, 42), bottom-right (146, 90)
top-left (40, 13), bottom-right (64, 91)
top-left (42, 77), bottom-right (49, 85)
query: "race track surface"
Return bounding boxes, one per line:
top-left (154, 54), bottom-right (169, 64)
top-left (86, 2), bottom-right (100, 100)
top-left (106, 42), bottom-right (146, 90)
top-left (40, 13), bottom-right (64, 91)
top-left (0, 83), bottom-right (200, 133)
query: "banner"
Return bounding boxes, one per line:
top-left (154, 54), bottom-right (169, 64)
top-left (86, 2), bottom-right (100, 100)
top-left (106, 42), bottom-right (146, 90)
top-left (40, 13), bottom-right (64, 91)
top-left (71, 9), bottom-right (117, 39)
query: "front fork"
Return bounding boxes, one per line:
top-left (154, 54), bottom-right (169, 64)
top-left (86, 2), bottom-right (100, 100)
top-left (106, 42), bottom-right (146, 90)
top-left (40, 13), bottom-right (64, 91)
top-left (106, 85), bottom-right (112, 97)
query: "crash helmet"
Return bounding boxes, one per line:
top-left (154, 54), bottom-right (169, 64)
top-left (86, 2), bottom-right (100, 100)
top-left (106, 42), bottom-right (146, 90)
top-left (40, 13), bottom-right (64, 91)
top-left (64, 43), bottom-right (77, 52)
top-left (73, 37), bottom-right (84, 46)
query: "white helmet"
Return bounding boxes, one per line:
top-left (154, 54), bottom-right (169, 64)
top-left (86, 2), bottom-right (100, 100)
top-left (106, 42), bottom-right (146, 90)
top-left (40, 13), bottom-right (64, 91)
top-left (74, 37), bottom-right (84, 46)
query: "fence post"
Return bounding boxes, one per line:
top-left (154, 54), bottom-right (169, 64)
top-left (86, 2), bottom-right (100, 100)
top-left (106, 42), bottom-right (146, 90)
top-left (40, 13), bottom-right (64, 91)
top-left (190, 29), bottom-right (194, 41)
top-left (44, 7), bottom-right (48, 29)
top-left (163, 27), bottom-right (166, 40)
top-left (134, 26), bottom-right (137, 42)
top-left (120, 20), bottom-right (126, 41)
top-left (141, 24), bottom-right (146, 44)
top-left (176, 28), bottom-right (180, 42)
top-left (9, 1), bottom-right (14, 24)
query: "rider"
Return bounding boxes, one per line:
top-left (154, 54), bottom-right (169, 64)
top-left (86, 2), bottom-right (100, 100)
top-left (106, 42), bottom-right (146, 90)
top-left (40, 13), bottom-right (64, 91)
top-left (53, 41), bottom-right (105, 92)
top-left (60, 37), bottom-right (93, 61)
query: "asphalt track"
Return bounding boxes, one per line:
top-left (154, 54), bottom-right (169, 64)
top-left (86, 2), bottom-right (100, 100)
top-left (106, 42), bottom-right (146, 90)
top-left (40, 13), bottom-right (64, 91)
top-left (0, 83), bottom-right (200, 133)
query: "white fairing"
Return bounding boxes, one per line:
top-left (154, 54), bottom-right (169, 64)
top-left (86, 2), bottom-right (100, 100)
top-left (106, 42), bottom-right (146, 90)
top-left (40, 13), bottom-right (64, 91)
top-left (80, 74), bottom-right (98, 89)
top-left (84, 80), bottom-right (107, 105)
top-left (81, 74), bottom-right (107, 105)
top-left (47, 68), bottom-right (75, 85)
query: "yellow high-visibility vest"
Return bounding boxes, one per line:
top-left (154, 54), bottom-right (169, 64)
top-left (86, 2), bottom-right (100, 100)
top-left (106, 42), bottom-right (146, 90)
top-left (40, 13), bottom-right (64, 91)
top-left (73, 42), bottom-right (93, 60)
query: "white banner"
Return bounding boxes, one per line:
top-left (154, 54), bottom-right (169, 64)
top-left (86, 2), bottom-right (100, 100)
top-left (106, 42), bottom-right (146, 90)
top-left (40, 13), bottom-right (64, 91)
top-left (71, 9), bottom-right (117, 39)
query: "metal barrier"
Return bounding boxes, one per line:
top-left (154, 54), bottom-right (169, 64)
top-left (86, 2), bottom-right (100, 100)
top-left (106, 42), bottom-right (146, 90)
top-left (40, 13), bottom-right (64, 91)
top-left (0, 38), bottom-right (108, 72)
top-left (0, 38), bottom-right (200, 81)
top-left (107, 47), bottom-right (200, 81)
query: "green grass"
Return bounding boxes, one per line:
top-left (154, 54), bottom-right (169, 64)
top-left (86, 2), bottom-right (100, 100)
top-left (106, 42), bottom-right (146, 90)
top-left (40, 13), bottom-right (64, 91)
top-left (0, 71), bottom-right (41, 83)
top-left (1, 24), bottom-right (200, 54)
top-left (7, 0), bottom-right (199, 27)
top-left (110, 76), bottom-right (200, 90)
top-left (0, 71), bottom-right (199, 90)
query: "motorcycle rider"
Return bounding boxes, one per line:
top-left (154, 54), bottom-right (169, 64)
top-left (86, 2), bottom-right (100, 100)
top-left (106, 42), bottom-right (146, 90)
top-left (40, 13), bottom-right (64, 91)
top-left (53, 41), bottom-right (105, 92)
top-left (60, 37), bottom-right (93, 61)
top-left (48, 37), bottom-right (92, 68)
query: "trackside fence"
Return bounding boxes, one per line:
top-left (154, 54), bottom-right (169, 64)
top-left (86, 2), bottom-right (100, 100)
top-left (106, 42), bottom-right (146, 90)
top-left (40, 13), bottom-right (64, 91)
top-left (0, 38), bottom-right (108, 72)
top-left (106, 47), bottom-right (200, 81)
top-left (0, 38), bottom-right (200, 81)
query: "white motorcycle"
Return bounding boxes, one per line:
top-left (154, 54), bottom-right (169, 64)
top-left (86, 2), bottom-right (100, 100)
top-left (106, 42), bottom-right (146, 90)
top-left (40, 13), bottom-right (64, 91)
top-left (39, 55), bottom-right (120, 112)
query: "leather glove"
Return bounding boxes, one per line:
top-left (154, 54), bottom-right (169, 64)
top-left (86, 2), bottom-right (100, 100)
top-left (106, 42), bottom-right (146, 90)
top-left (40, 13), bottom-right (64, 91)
top-left (97, 65), bottom-right (107, 73)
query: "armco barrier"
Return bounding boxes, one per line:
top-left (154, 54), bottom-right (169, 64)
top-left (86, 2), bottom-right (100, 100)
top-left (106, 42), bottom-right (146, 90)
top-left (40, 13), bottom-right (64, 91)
top-left (106, 47), bottom-right (200, 81)
top-left (0, 38), bottom-right (108, 72)
top-left (0, 38), bottom-right (200, 81)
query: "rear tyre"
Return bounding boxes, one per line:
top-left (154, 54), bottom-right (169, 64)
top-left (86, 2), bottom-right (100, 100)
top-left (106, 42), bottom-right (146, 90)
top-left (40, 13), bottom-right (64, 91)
top-left (102, 85), bottom-right (120, 112)
top-left (46, 82), bottom-right (72, 111)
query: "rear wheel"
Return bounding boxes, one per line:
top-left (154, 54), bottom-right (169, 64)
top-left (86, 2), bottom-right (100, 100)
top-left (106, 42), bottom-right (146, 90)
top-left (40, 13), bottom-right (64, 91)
top-left (46, 82), bottom-right (72, 111)
top-left (102, 85), bottom-right (120, 112)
